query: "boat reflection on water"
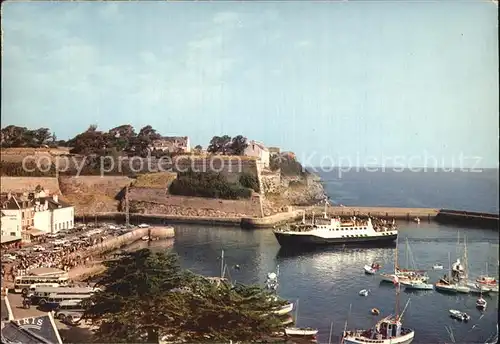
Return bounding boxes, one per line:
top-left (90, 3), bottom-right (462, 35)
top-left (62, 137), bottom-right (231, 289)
top-left (276, 241), bottom-right (396, 260)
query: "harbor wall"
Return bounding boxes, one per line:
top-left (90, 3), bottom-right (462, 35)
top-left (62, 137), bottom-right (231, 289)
top-left (72, 225), bottom-right (175, 259)
top-left (435, 209), bottom-right (499, 230)
top-left (296, 206), bottom-right (439, 221)
top-left (75, 207), bottom-right (498, 229)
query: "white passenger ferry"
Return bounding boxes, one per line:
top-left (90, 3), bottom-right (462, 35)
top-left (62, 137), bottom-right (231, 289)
top-left (273, 209), bottom-right (398, 248)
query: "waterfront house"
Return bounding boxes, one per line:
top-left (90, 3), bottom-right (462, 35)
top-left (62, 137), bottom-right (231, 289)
top-left (0, 210), bottom-right (22, 245)
top-left (150, 136), bottom-right (191, 153)
top-left (244, 140), bottom-right (270, 168)
top-left (0, 190), bottom-right (74, 242)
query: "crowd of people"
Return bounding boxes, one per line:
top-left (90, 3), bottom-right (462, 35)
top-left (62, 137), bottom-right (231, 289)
top-left (1, 232), bottom-right (109, 283)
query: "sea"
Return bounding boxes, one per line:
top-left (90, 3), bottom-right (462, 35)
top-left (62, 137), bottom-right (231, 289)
top-left (142, 169), bottom-right (499, 343)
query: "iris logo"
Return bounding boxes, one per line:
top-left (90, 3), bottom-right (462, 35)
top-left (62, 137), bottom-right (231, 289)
top-left (15, 317), bottom-right (44, 330)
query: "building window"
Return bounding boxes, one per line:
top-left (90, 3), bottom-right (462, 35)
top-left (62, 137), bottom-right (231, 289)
top-left (10, 232), bottom-right (16, 236)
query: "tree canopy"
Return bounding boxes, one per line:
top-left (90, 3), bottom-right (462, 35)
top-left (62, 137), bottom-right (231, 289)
top-left (0, 125), bottom-right (54, 148)
top-left (83, 249), bottom-right (289, 343)
top-left (207, 135), bottom-right (248, 155)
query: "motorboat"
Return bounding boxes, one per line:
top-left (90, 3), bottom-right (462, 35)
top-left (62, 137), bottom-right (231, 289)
top-left (414, 217), bottom-right (420, 224)
top-left (449, 309), bottom-right (470, 322)
top-left (404, 282), bottom-right (434, 290)
top-left (476, 297), bottom-right (487, 310)
top-left (364, 263), bottom-right (381, 275)
top-left (342, 315), bottom-right (414, 344)
top-left (359, 289), bottom-right (369, 297)
top-left (433, 264), bottom-right (444, 270)
top-left (284, 327), bottom-right (318, 338)
top-left (476, 276), bottom-right (499, 293)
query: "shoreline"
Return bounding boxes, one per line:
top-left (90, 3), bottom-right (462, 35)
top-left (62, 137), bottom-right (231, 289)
top-left (75, 207), bottom-right (499, 230)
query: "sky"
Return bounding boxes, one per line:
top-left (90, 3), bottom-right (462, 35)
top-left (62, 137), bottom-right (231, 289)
top-left (2, 1), bottom-right (498, 168)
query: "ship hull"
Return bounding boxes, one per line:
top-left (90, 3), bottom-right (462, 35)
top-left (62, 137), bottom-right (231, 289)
top-left (273, 232), bottom-right (398, 247)
top-left (343, 330), bottom-right (414, 344)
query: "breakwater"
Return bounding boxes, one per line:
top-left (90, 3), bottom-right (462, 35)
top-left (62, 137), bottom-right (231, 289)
top-left (297, 206), bottom-right (439, 221)
top-left (435, 209), bottom-right (499, 230)
top-left (76, 207), bottom-right (498, 230)
top-left (75, 225), bottom-right (175, 259)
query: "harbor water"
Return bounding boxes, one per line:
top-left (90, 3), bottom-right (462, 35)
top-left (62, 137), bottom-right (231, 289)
top-left (147, 222), bottom-right (499, 344)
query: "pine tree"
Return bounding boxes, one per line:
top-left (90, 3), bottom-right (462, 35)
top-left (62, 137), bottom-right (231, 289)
top-left (83, 249), bottom-right (288, 343)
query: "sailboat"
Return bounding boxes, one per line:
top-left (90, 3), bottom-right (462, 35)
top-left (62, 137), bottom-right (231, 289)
top-left (342, 277), bottom-right (415, 344)
top-left (205, 249), bottom-right (231, 287)
top-left (435, 252), bottom-right (463, 293)
top-left (475, 262), bottom-right (499, 293)
top-left (284, 299), bottom-right (318, 338)
top-left (264, 265), bottom-right (294, 315)
top-left (380, 237), bottom-right (428, 284)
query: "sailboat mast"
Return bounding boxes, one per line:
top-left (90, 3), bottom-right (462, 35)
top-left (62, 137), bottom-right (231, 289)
top-left (463, 236), bottom-right (468, 282)
top-left (341, 304), bottom-right (352, 344)
top-left (448, 252), bottom-right (451, 280)
top-left (405, 238), bottom-right (409, 270)
top-left (394, 238), bottom-right (399, 273)
top-left (221, 249), bottom-right (225, 278)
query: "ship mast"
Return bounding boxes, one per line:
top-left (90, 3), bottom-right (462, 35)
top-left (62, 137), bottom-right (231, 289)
top-left (323, 198), bottom-right (328, 219)
top-left (395, 238), bottom-right (400, 320)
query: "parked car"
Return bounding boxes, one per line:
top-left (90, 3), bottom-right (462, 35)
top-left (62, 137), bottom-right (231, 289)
top-left (138, 224), bottom-right (150, 228)
top-left (32, 245), bottom-right (46, 252)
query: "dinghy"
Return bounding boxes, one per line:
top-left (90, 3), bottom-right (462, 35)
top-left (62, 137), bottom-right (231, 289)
top-left (364, 262), bottom-right (381, 275)
top-left (272, 302), bottom-right (294, 315)
top-left (449, 309), bottom-right (470, 322)
top-left (359, 289), bottom-right (369, 297)
top-left (284, 327), bottom-right (318, 337)
top-left (284, 299), bottom-right (318, 339)
top-left (476, 297), bottom-right (487, 310)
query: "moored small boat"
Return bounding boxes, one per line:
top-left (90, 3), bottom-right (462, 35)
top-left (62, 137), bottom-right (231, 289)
top-left (342, 315), bottom-right (415, 344)
top-left (435, 281), bottom-right (458, 293)
top-left (284, 327), bottom-right (318, 338)
top-left (449, 309), bottom-right (470, 322)
top-left (476, 297), bottom-right (487, 310)
top-left (272, 301), bottom-right (294, 315)
top-left (476, 276), bottom-right (499, 292)
top-left (414, 217), bottom-right (420, 224)
top-left (364, 265), bottom-right (377, 275)
top-left (359, 289), bottom-right (369, 297)
top-left (404, 281), bottom-right (434, 290)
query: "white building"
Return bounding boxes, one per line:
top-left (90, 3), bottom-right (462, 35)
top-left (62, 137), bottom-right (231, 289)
top-left (244, 140), bottom-right (270, 168)
top-left (32, 192), bottom-right (74, 234)
top-left (1, 191), bottom-right (75, 242)
top-left (0, 210), bottom-right (22, 244)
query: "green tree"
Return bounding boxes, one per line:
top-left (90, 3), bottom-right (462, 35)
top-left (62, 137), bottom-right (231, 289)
top-left (32, 127), bottom-right (52, 146)
top-left (207, 135), bottom-right (232, 154)
top-left (229, 135), bottom-right (248, 155)
top-left (239, 173), bottom-right (260, 193)
top-left (83, 249), bottom-right (287, 343)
